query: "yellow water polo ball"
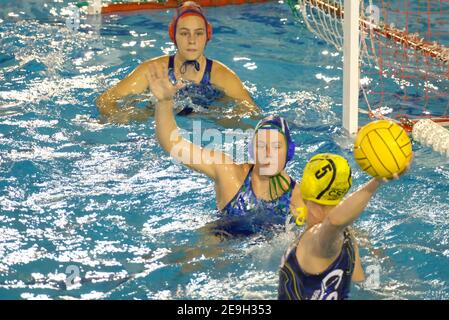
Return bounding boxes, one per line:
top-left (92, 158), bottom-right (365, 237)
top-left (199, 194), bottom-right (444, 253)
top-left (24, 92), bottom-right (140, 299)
top-left (354, 120), bottom-right (412, 179)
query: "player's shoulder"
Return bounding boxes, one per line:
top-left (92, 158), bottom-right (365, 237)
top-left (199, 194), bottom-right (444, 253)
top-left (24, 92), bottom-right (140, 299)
top-left (220, 161), bottom-right (250, 176)
top-left (211, 59), bottom-right (237, 77)
top-left (131, 55), bottom-right (170, 77)
top-left (214, 162), bottom-right (249, 194)
top-left (140, 55), bottom-right (170, 68)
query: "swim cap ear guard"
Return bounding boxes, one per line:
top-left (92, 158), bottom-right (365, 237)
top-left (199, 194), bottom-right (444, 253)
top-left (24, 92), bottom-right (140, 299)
top-left (295, 206), bottom-right (308, 226)
top-left (248, 116), bottom-right (296, 166)
top-left (168, 1), bottom-right (213, 45)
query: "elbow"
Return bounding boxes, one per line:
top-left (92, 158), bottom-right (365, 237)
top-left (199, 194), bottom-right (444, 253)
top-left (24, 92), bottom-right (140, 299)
top-left (155, 129), bottom-right (174, 155)
top-left (159, 140), bottom-right (173, 155)
top-left (95, 93), bottom-right (107, 114)
top-left (96, 92), bottom-right (116, 116)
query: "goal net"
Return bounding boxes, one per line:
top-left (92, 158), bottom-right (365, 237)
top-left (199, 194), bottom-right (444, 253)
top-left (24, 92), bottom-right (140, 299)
top-left (287, 0), bottom-right (449, 136)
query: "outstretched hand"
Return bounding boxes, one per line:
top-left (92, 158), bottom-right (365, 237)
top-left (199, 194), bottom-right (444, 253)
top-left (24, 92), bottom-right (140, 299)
top-left (146, 63), bottom-right (185, 102)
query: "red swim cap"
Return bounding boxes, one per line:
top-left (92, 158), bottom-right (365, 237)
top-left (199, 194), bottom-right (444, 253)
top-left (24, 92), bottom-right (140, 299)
top-left (168, 1), bottom-right (212, 45)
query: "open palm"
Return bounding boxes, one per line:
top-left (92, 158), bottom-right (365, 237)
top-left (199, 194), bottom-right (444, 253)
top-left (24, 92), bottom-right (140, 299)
top-left (147, 63), bottom-right (184, 101)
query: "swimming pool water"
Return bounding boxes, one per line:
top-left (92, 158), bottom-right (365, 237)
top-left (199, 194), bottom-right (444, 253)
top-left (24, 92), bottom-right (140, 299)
top-left (0, 0), bottom-right (448, 300)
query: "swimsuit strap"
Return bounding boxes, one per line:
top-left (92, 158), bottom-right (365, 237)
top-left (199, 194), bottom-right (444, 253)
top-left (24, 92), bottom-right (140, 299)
top-left (168, 55), bottom-right (212, 85)
top-left (278, 177), bottom-right (296, 212)
top-left (168, 55), bottom-right (175, 69)
top-left (285, 178), bottom-right (296, 198)
top-left (168, 55), bottom-right (176, 84)
top-left (242, 165), bottom-right (255, 190)
top-left (269, 174), bottom-right (296, 201)
top-left (200, 58), bottom-right (213, 84)
top-left (290, 179), bottom-right (297, 191)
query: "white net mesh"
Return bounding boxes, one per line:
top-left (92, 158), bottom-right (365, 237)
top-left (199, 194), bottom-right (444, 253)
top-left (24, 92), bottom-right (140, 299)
top-left (287, 0), bottom-right (449, 127)
top-left (293, 0), bottom-right (375, 65)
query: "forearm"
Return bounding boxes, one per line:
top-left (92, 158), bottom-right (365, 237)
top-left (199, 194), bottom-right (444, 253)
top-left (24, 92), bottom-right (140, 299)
top-left (155, 100), bottom-right (182, 153)
top-left (328, 178), bottom-right (381, 227)
top-left (122, 105), bottom-right (154, 122)
top-left (231, 100), bottom-right (260, 116)
top-left (97, 92), bottom-right (155, 123)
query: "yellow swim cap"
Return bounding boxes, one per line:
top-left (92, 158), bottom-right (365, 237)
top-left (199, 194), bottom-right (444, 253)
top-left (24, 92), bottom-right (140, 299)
top-left (300, 153), bottom-right (352, 206)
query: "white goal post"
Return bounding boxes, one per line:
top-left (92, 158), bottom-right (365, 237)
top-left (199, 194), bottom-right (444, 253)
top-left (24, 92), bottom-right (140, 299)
top-left (342, 0), bottom-right (359, 135)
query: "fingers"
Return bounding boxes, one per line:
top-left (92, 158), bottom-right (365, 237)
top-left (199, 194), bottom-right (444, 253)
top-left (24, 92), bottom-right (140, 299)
top-left (378, 174), bottom-right (395, 183)
top-left (379, 151), bottom-right (415, 184)
top-left (144, 70), bottom-right (152, 88)
top-left (148, 63), bottom-right (165, 81)
top-left (379, 172), bottom-right (400, 183)
top-left (148, 63), bottom-right (159, 81)
top-left (379, 164), bottom-right (411, 183)
top-left (175, 81), bottom-right (186, 91)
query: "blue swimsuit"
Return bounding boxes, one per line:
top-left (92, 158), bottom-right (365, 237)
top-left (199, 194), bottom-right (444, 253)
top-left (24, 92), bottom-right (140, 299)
top-left (212, 166), bottom-right (296, 237)
top-left (168, 55), bottom-right (223, 115)
top-left (278, 229), bottom-right (356, 300)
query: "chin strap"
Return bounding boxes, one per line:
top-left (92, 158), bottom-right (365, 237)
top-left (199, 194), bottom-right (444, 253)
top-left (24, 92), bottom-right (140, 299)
top-left (269, 173), bottom-right (291, 201)
top-left (180, 60), bottom-right (200, 74)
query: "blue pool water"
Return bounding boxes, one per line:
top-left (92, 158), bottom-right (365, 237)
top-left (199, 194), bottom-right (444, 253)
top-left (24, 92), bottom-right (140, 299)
top-left (0, 1), bottom-right (448, 299)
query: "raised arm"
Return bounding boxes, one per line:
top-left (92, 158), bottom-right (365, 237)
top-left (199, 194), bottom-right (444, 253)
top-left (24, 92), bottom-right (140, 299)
top-left (327, 179), bottom-right (381, 229)
top-left (150, 64), bottom-right (235, 180)
top-left (311, 178), bottom-right (382, 258)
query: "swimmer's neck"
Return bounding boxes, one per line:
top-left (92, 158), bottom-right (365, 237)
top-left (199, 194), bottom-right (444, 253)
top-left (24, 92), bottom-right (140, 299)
top-left (252, 171), bottom-right (270, 184)
top-left (251, 169), bottom-right (288, 187)
top-left (174, 53), bottom-right (206, 76)
top-left (252, 166), bottom-right (288, 177)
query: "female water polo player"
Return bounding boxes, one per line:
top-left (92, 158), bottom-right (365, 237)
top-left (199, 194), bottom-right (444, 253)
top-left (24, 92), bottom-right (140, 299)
top-left (148, 62), bottom-right (302, 237)
top-left (278, 153), bottom-right (413, 300)
top-left (96, 1), bottom-right (259, 123)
